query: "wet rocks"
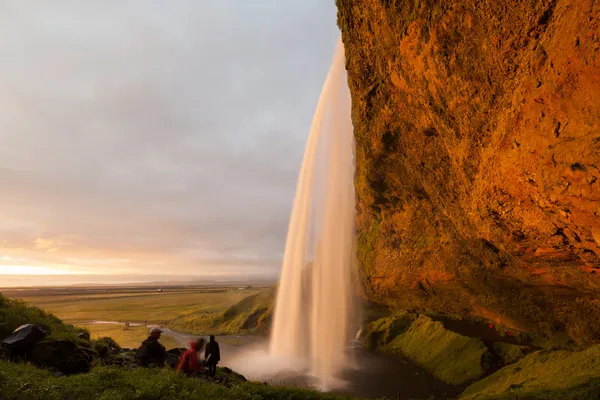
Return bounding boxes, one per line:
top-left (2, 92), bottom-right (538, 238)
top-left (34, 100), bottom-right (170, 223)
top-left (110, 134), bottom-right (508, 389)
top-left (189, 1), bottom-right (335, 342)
top-left (1, 324), bottom-right (46, 354)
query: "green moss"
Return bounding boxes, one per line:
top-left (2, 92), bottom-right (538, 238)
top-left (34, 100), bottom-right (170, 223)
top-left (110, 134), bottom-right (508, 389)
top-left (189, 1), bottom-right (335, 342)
top-left (363, 311), bottom-right (417, 349)
top-left (168, 287), bottom-right (275, 335)
top-left (492, 342), bottom-right (528, 365)
top-left (356, 219), bottom-right (380, 278)
top-left (383, 315), bottom-right (489, 385)
top-left (460, 346), bottom-right (600, 399)
top-left (0, 360), bottom-right (357, 400)
top-left (92, 337), bottom-right (122, 357)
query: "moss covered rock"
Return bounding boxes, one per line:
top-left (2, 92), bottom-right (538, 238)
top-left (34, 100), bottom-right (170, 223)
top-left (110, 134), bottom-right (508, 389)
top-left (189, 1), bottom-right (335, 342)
top-left (363, 311), bottom-right (417, 349)
top-left (492, 342), bottom-right (529, 366)
top-left (461, 346), bottom-right (600, 399)
top-left (383, 315), bottom-right (490, 385)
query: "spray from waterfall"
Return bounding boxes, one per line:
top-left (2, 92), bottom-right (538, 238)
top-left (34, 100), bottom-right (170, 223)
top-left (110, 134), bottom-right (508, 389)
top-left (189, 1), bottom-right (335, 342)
top-left (269, 36), bottom-right (356, 389)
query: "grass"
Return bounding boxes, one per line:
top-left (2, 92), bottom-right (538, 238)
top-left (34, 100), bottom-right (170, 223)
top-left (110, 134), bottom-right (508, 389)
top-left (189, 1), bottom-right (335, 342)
top-left (460, 346), bottom-right (600, 399)
top-left (381, 315), bottom-right (490, 385)
top-left (0, 294), bottom-right (84, 344)
top-left (6, 288), bottom-right (263, 326)
top-left (78, 324), bottom-right (180, 350)
top-left (0, 361), bottom-right (359, 400)
top-left (168, 287), bottom-right (275, 335)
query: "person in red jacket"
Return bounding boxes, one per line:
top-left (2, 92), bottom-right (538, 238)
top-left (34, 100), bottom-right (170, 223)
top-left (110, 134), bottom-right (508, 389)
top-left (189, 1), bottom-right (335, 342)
top-left (177, 338), bottom-right (206, 376)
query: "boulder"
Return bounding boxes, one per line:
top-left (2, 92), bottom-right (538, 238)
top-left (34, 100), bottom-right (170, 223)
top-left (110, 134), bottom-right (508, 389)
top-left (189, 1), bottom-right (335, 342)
top-left (165, 347), bottom-right (186, 368)
top-left (28, 340), bottom-right (92, 375)
top-left (1, 324), bottom-right (46, 353)
top-left (101, 350), bottom-right (138, 368)
top-left (492, 342), bottom-right (530, 366)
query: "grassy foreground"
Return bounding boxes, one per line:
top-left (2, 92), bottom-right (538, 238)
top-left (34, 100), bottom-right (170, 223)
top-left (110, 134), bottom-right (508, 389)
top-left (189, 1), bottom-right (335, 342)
top-left (0, 361), bottom-right (357, 400)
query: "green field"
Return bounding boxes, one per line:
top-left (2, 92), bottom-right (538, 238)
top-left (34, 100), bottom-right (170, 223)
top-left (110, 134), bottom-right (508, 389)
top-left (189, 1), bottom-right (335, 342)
top-left (2, 286), bottom-right (270, 348)
top-left (4, 287), bottom-right (265, 325)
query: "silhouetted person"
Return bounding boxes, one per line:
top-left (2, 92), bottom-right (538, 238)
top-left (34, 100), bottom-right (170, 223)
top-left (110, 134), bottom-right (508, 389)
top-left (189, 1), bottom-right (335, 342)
top-left (177, 338), bottom-right (206, 376)
top-left (136, 327), bottom-right (167, 367)
top-left (204, 335), bottom-right (220, 376)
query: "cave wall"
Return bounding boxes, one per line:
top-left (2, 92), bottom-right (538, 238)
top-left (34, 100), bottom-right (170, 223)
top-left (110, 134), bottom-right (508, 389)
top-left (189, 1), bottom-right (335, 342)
top-left (337, 0), bottom-right (600, 342)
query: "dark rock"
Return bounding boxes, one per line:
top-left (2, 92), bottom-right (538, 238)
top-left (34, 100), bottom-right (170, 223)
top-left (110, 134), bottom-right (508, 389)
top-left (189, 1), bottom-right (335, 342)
top-left (166, 347), bottom-right (186, 356)
top-left (221, 367), bottom-right (247, 381)
top-left (76, 331), bottom-right (91, 341)
top-left (49, 368), bottom-right (65, 378)
top-left (28, 340), bottom-right (92, 375)
top-left (101, 351), bottom-right (138, 368)
top-left (165, 348), bottom-right (186, 369)
top-left (1, 324), bottom-right (46, 353)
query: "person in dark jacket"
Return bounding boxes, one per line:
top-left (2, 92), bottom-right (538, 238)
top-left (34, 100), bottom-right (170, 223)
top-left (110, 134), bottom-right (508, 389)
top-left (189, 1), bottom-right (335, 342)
top-left (177, 338), bottom-right (206, 376)
top-left (204, 335), bottom-right (220, 376)
top-left (136, 327), bottom-right (168, 367)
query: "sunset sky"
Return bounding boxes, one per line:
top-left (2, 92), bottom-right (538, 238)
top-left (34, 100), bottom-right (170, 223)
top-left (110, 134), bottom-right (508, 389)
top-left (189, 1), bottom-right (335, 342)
top-left (0, 1), bottom-right (339, 282)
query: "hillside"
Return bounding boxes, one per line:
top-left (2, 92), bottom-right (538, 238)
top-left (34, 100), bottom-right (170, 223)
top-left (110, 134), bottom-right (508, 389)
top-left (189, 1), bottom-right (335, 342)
top-left (336, 0), bottom-right (600, 343)
top-left (168, 286), bottom-right (275, 335)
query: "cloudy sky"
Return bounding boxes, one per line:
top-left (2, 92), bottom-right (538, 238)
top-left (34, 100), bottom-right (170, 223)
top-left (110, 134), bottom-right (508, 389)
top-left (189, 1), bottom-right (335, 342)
top-left (0, 0), bottom-right (340, 281)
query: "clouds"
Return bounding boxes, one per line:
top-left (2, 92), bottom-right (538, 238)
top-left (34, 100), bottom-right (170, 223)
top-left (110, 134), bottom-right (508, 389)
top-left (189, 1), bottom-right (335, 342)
top-left (0, 0), bottom-right (339, 276)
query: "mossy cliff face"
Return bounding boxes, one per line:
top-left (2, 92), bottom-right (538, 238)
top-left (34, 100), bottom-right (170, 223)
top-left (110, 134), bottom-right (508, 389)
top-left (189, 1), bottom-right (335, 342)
top-left (336, 0), bottom-right (600, 342)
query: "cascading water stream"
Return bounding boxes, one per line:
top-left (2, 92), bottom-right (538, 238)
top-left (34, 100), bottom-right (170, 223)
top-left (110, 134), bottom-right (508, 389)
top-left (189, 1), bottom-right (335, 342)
top-left (269, 36), bottom-right (356, 389)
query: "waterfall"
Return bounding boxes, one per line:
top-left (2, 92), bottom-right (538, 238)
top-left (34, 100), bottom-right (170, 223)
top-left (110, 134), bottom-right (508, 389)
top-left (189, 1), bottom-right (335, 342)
top-left (269, 36), bottom-right (356, 389)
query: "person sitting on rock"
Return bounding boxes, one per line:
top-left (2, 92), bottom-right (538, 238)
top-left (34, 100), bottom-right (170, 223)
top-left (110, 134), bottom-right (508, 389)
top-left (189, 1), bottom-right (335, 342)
top-left (204, 335), bottom-right (220, 376)
top-left (177, 338), bottom-right (206, 376)
top-left (135, 327), bottom-right (168, 367)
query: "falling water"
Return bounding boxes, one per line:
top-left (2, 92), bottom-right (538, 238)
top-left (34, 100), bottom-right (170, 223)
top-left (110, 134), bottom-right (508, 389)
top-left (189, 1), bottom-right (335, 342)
top-left (269, 36), bottom-right (356, 389)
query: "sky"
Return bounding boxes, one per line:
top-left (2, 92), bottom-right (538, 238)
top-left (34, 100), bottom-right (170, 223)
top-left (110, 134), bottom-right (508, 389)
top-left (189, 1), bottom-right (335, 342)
top-left (0, 0), bottom-right (340, 283)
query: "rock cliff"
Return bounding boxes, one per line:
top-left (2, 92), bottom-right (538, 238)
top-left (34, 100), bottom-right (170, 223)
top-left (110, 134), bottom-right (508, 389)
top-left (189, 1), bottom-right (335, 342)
top-left (336, 0), bottom-right (600, 343)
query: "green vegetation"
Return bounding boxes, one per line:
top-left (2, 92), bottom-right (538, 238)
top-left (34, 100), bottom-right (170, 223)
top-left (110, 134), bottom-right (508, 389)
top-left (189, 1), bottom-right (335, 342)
top-left (0, 360), bottom-right (358, 400)
top-left (363, 310), bottom-right (417, 350)
top-left (168, 287), bottom-right (275, 335)
top-left (460, 346), bottom-right (600, 399)
top-left (0, 294), bottom-right (83, 344)
top-left (380, 315), bottom-right (490, 385)
top-left (492, 342), bottom-right (528, 366)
